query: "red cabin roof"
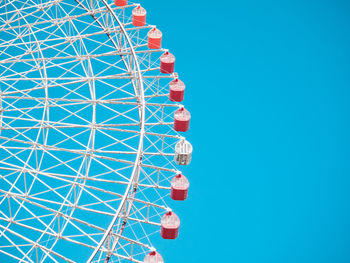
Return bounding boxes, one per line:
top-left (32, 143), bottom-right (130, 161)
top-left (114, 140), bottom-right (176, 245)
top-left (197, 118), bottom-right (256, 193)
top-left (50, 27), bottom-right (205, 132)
top-left (114, 0), bottom-right (127, 6)
top-left (132, 5), bottom-right (146, 27)
top-left (174, 107), bottom-right (191, 132)
top-left (160, 51), bottom-right (175, 74)
top-left (169, 78), bottom-right (185, 102)
top-left (148, 28), bottom-right (162, 49)
top-left (161, 211), bottom-right (180, 239)
top-left (171, 174), bottom-right (189, 201)
top-left (144, 251), bottom-right (164, 263)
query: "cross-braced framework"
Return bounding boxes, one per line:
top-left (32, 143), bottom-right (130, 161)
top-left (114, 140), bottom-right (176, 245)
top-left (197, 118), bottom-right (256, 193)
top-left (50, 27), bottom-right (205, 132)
top-left (0, 1), bottom-right (190, 262)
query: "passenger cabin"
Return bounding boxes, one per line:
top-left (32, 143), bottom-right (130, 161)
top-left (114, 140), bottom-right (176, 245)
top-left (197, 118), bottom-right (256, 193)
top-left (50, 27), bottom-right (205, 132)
top-left (174, 107), bottom-right (190, 132)
top-left (132, 5), bottom-right (146, 27)
top-left (174, 139), bottom-right (193, 165)
top-left (161, 211), bottom-right (180, 239)
top-left (169, 78), bottom-right (185, 102)
top-left (171, 174), bottom-right (189, 201)
top-left (160, 51), bottom-right (175, 73)
top-left (148, 28), bottom-right (162, 49)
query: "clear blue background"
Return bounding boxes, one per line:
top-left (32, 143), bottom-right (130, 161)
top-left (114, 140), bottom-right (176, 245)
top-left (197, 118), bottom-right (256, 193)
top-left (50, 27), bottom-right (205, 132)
top-left (145, 0), bottom-right (350, 262)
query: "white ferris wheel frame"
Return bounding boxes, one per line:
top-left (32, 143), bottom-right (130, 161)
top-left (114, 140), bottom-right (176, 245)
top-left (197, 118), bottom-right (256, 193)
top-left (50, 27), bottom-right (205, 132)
top-left (0, 0), bottom-right (188, 262)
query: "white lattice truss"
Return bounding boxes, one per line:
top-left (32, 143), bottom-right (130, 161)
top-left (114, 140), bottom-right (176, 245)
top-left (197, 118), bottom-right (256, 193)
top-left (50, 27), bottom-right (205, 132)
top-left (0, 0), bottom-right (188, 262)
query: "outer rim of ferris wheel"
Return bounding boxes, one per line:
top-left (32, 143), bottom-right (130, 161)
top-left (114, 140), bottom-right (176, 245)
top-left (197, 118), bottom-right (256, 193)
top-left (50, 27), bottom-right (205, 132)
top-left (84, 0), bottom-right (146, 261)
top-left (0, 1), bottom-right (191, 262)
top-left (0, 2), bottom-right (146, 259)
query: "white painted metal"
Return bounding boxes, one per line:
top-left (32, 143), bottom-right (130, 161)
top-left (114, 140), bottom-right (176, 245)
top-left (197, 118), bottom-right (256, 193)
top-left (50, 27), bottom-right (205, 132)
top-left (175, 138), bottom-right (193, 166)
top-left (0, 1), bottom-right (192, 262)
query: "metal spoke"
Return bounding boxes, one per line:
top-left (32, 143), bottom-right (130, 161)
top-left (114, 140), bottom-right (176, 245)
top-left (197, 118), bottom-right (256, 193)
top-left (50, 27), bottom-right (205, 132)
top-left (0, 0), bottom-right (192, 262)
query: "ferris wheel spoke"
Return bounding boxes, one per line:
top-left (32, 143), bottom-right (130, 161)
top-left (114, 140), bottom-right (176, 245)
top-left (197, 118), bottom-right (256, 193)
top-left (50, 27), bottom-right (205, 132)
top-left (2, 116), bottom-right (89, 130)
top-left (2, 190), bottom-right (107, 232)
top-left (0, 30), bottom-right (76, 67)
top-left (0, 80), bottom-right (72, 96)
top-left (139, 65), bottom-right (162, 74)
top-left (0, 248), bottom-right (29, 262)
top-left (143, 121), bottom-right (174, 128)
top-left (145, 106), bottom-right (176, 125)
top-left (0, 122), bottom-right (91, 152)
top-left (95, 134), bottom-right (139, 153)
top-left (142, 74), bottom-right (176, 80)
top-left (3, 87), bottom-right (92, 121)
top-left (0, 3), bottom-right (135, 35)
top-left (106, 252), bottom-right (142, 263)
top-left (125, 216), bottom-right (160, 228)
top-left (0, 166), bottom-right (128, 203)
top-left (123, 217), bottom-right (154, 246)
top-left (110, 232), bottom-right (152, 252)
top-left (137, 183), bottom-right (170, 191)
top-left (137, 172), bottom-right (171, 191)
top-left (95, 127), bottom-right (139, 150)
top-left (0, 232), bottom-right (34, 262)
top-left (137, 185), bottom-right (170, 213)
top-left (5, 71), bottom-right (138, 97)
top-left (0, 143), bottom-right (45, 175)
top-left (142, 135), bottom-right (170, 157)
top-left (88, 157), bottom-right (133, 182)
top-left (97, 80), bottom-right (137, 101)
top-left (108, 244), bottom-right (140, 263)
top-left (100, 224), bottom-right (152, 263)
top-left (0, 26), bottom-right (124, 55)
top-left (98, 106), bottom-right (139, 127)
top-left (31, 183), bottom-right (76, 200)
top-left (0, 222), bottom-right (67, 263)
top-left (0, 58), bottom-right (41, 84)
top-left (0, 36), bottom-right (111, 69)
top-left (0, 160), bottom-right (81, 196)
top-left (128, 207), bottom-right (163, 231)
top-left (0, 213), bottom-right (102, 251)
top-left (49, 104), bottom-right (93, 128)
top-left (0, 184), bottom-right (86, 218)
top-left (138, 57), bottom-right (160, 73)
top-left (0, 37), bottom-right (29, 63)
top-left (5, 170), bottom-right (75, 207)
top-left (0, 170), bottom-right (73, 204)
top-left (128, 198), bottom-right (167, 213)
top-left (0, 74), bottom-right (87, 100)
top-left (92, 55), bottom-right (131, 77)
top-left (2, 99), bottom-right (44, 116)
top-left (2, 96), bottom-right (145, 105)
top-left (0, 0), bottom-right (65, 26)
top-left (89, 154), bottom-right (139, 171)
top-left (3, 100), bottom-right (91, 112)
top-left (0, 140), bottom-right (87, 180)
top-left (10, 210), bottom-right (111, 258)
top-left (5, 4), bottom-right (65, 43)
top-left (144, 105), bottom-right (167, 124)
top-left (15, 213), bottom-right (55, 225)
top-left (47, 124), bottom-right (181, 141)
top-left (79, 197), bottom-right (121, 211)
top-left (0, 196), bottom-right (57, 236)
top-left (2, 19), bottom-right (128, 58)
top-left (0, 1), bottom-right (193, 261)
top-left (0, 41), bottom-right (82, 73)
top-left (0, 74), bottom-right (139, 83)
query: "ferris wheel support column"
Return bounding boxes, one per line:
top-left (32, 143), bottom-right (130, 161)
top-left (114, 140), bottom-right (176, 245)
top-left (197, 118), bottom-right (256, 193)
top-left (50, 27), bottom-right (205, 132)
top-left (87, 1), bottom-right (146, 262)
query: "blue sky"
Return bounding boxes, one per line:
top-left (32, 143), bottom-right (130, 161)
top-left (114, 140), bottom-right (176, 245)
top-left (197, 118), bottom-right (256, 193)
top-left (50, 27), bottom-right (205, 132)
top-left (0, 0), bottom-right (349, 262)
top-left (145, 0), bottom-right (350, 262)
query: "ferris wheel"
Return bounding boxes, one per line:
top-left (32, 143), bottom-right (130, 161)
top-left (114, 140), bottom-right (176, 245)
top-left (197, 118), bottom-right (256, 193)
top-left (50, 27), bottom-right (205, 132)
top-left (0, 0), bottom-right (193, 262)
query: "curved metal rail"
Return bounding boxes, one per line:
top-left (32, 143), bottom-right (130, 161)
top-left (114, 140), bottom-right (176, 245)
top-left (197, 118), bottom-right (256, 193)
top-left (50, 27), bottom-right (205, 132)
top-left (86, 1), bottom-right (146, 261)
